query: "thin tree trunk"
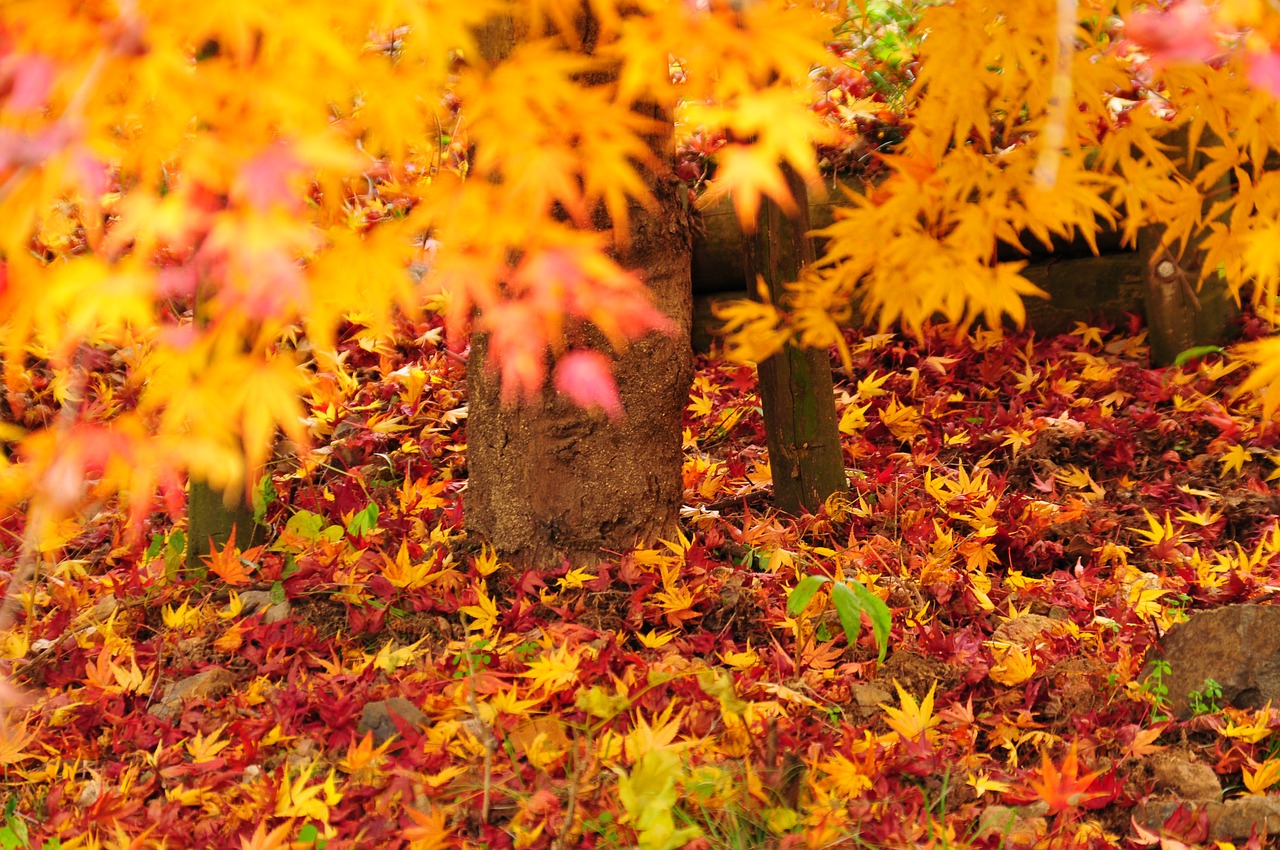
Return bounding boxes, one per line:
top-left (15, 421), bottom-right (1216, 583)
top-left (1140, 124), bottom-right (1239, 366)
top-left (743, 165), bottom-right (846, 514)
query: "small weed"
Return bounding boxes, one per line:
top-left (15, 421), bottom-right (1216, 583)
top-left (787, 574), bottom-right (892, 662)
top-left (1144, 659), bottom-right (1173, 722)
top-left (1188, 678), bottom-right (1223, 717)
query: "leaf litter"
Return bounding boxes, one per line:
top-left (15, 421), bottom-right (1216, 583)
top-left (4, 310), bottom-right (1280, 848)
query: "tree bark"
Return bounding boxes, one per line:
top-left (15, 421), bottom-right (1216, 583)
top-left (742, 165), bottom-right (846, 514)
top-left (464, 173), bottom-right (693, 566)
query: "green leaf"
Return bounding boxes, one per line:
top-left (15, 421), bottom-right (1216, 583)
top-left (284, 510), bottom-right (342, 543)
top-left (145, 532), bottom-right (165, 561)
top-left (298, 823), bottom-right (326, 848)
top-left (252, 473), bottom-right (278, 525)
top-left (829, 581), bottom-right (865, 649)
top-left (847, 580), bottom-right (892, 662)
top-left (270, 580), bottom-right (286, 606)
top-left (346, 503), bottom-right (379, 537)
top-left (786, 574), bottom-right (830, 617)
top-left (1174, 345), bottom-right (1223, 367)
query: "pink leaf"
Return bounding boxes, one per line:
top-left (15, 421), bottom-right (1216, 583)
top-left (1125, 1), bottom-right (1222, 66)
top-left (231, 142), bottom-right (305, 212)
top-left (3, 54), bottom-right (55, 111)
top-left (1248, 48), bottom-right (1280, 95)
top-left (553, 351), bottom-right (623, 420)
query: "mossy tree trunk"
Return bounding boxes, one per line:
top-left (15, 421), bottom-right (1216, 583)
top-left (743, 166), bottom-right (846, 514)
top-left (1140, 124), bottom-right (1240, 366)
top-left (187, 478), bottom-right (258, 569)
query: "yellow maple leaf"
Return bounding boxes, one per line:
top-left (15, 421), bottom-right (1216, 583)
top-left (520, 644), bottom-right (581, 695)
top-left (880, 681), bottom-right (940, 742)
top-left (1244, 758), bottom-right (1280, 794)
top-left (0, 720), bottom-right (36, 765)
top-left (988, 644), bottom-right (1037, 687)
top-left (186, 724), bottom-right (231, 764)
top-left (1219, 443), bottom-right (1253, 477)
top-left (381, 540), bottom-right (438, 590)
top-left (274, 763), bottom-right (341, 825)
top-left (966, 771), bottom-right (1013, 799)
top-left (459, 582), bottom-right (499, 636)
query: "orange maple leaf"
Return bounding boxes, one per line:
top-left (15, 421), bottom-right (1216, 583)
top-left (205, 535), bottom-right (254, 586)
top-left (1026, 743), bottom-right (1105, 815)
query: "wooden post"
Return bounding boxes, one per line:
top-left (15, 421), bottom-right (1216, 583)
top-left (743, 166), bottom-right (846, 514)
top-left (1140, 124), bottom-right (1239, 366)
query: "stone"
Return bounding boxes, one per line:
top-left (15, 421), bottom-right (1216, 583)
top-left (974, 804), bottom-right (1048, 845)
top-left (235, 590), bottom-right (292, 624)
top-left (148, 667), bottom-right (235, 721)
top-left (848, 683), bottom-right (893, 718)
top-left (1211, 796), bottom-right (1280, 841)
top-left (991, 614), bottom-right (1061, 648)
top-left (1154, 604), bottom-right (1280, 720)
top-left (1151, 752), bottom-right (1221, 802)
top-left (1134, 797), bottom-right (1280, 841)
top-left (358, 697), bottom-right (429, 746)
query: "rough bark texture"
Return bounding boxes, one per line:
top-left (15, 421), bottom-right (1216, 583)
top-left (742, 166), bottom-right (846, 514)
top-left (463, 10), bottom-right (691, 566)
top-left (464, 171), bottom-right (693, 567)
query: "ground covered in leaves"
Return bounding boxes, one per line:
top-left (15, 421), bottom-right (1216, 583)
top-left (6, 310), bottom-right (1280, 849)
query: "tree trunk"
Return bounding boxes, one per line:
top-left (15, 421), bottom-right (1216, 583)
top-left (1140, 124), bottom-right (1239, 366)
top-left (464, 13), bottom-right (691, 567)
top-left (742, 165), bottom-right (846, 514)
top-left (464, 175), bottom-right (692, 566)
top-left (187, 477), bottom-right (258, 570)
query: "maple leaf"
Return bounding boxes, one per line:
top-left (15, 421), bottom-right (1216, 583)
top-left (880, 681), bottom-right (939, 743)
top-left (403, 805), bottom-right (454, 850)
top-left (0, 719), bottom-right (36, 766)
top-left (966, 771), bottom-right (1012, 799)
top-left (459, 581), bottom-right (499, 636)
top-left (1218, 443), bottom-right (1253, 477)
top-left (987, 643), bottom-right (1038, 687)
top-left (1121, 724), bottom-right (1167, 761)
top-left (1243, 758), bottom-right (1280, 794)
top-left (239, 819), bottom-right (294, 850)
top-left (520, 644), bottom-right (581, 695)
top-left (274, 763), bottom-right (341, 825)
top-left (553, 351), bottom-right (623, 420)
top-left (186, 724), bottom-right (231, 764)
top-left (339, 731), bottom-right (391, 777)
top-left (205, 536), bottom-right (254, 586)
top-left (1026, 743), bottom-right (1105, 815)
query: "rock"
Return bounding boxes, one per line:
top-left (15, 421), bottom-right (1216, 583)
top-left (358, 697), bottom-right (429, 746)
top-left (1154, 604), bottom-right (1280, 719)
top-left (91, 594), bottom-right (119, 621)
top-left (1135, 797), bottom-right (1280, 841)
top-left (974, 804), bottom-right (1048, 845)
top-left (848, 683), bottom-right (893, 718)
top-left (148, 667), bottom-right (235, 721)
top-left (236, 590), bottom-right (291, 624)
top-left (1151, 752), bottom-right (1221, 801)
top-left (991, 613), bottom-right (1061, 648)
top-left (1211, 796), bottom-right (1280, 840)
